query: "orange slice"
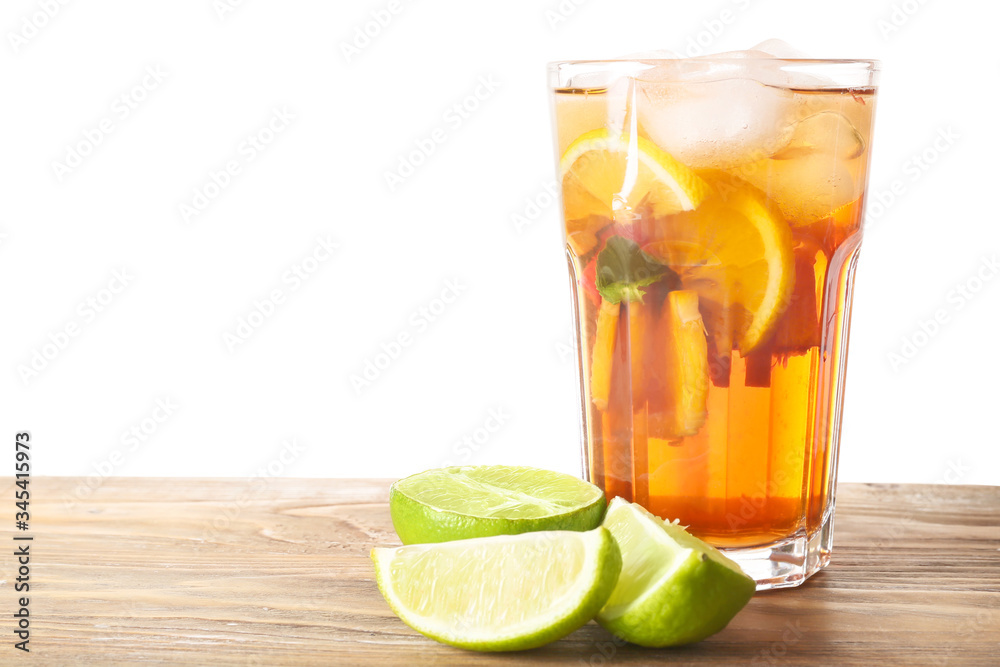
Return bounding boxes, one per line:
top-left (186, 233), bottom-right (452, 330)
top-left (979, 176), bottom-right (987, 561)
top-left (559, 129), bottom-right (711, 255)
top-left (643, 172), bottom-right (794, 355)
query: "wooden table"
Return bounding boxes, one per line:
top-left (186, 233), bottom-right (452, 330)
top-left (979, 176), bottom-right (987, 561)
top-left (3, 479), bottom-right (998, 666)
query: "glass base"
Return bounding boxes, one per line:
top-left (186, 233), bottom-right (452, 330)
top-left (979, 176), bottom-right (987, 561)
top-left (719, 512), bottom-right (835, 591)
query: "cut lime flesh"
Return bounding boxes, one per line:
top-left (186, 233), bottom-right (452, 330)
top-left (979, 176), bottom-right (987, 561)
top-left (390, 465), bottom-right (606, 544)
top-left (372, 527), bottom-right (622, 652)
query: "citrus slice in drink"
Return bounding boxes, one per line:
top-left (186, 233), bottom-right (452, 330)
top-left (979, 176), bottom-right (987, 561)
top-left (559, 129), bottom-right (711, 255)
top-left (372, 527), bottom-right (622, 651)
top-left (597, 498), bottom-right (756, 647)
top-left (389, 465), bottom-right (606, 544)
top-left (643, 171), bottom-right (794, 355)
top-left (648, 290), bottom-right (709, 439)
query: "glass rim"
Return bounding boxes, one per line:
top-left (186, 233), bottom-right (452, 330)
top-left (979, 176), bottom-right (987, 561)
top-left (549, 58), bottom-right (880, 67)
top-left (548, 58), bottom-right (880, 89)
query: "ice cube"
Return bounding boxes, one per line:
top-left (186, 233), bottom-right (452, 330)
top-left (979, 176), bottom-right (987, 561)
top-left (733, 108), bottom-right (868, 224)
top-left (636, 71), bottom-right (798, 169)
top-left (605, 77), bottom-right (636, 138)
top-left (770, 111), bottom-right (866, 161)
top-left (747, 40), bottom-right (842, 89)
top-left (697, 43), bottom-right (829, 89)
top-left (740, 151), bottom-right (860, 225)
top-left (749, 39), bottom-right (810, 59)
top-left (628, 42), bottom-right (849, 169)
top-left (619, 49), bottom-right (681, 60)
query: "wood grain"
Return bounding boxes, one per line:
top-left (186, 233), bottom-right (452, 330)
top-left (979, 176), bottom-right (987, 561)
top-left (0, 479), bottom-right (997, 666)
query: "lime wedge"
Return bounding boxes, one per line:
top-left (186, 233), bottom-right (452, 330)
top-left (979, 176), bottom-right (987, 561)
top-left (372, 527), bottom-right (622, 651)
top-left (597, 498), bottom-right (756, 647)
top-left (389, 465), bottom-right (606, 544)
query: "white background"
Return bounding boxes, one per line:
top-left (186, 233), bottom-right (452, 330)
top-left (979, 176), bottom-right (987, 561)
top-left (2, 0), bottom-right (997, 488)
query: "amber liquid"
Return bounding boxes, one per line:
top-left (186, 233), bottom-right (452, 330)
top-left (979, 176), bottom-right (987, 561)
top-left (559, 87), bottom-right (876, 548)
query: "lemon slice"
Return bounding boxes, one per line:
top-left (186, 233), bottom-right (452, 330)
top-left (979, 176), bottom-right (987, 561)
top-left (643, 171), bottom-right (793, 354)
top-left (559, 129), bottom-right (711, 255)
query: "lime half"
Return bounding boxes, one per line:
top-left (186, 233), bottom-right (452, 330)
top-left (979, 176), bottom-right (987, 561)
top-left (389, 465), bottom-right (606, 544)
top-left (597, 498), bottom-right (756, 647)
top-left (372, 527), bottom-right (622, 652)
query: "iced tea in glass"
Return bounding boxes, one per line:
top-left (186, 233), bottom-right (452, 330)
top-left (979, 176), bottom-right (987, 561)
top-left (549, 54), bottom-right (879, 588)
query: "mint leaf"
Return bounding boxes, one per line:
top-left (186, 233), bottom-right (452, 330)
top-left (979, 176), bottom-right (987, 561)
top-left (595, 236), bottom-right (679, 304)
